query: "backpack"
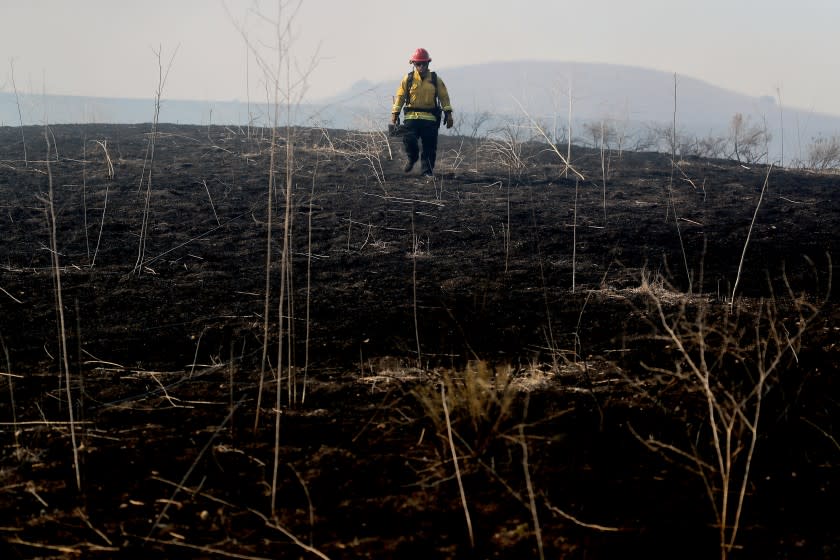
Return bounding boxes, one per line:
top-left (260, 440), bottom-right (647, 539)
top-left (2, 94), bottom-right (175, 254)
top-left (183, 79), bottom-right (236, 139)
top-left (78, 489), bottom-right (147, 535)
top-left (403, 71), bottom-right (443, 127)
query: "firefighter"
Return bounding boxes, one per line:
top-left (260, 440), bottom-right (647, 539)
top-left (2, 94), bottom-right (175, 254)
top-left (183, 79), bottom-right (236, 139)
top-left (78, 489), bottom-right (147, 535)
top-left (391, 48), bottom-right (454, 177)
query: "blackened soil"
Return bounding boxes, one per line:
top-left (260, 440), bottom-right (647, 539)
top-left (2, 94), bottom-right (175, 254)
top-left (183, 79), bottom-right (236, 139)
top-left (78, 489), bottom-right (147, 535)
top-left (0, 124), bottom-right (838, 558)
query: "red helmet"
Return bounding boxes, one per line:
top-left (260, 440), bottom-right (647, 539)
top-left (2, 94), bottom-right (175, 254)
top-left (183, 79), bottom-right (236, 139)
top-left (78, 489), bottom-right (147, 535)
top-left (409, 48), bottom-right (431, 63)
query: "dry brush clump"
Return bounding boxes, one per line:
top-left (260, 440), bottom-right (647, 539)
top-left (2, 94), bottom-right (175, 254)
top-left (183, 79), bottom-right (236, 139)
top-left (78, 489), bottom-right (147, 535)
top-left (317, 126), bottom-right (393, 188)
top-left (628, 269), bottom-right (827, 559)
top-left (408, 358), bottom-right (621, 555)
top-left (414, 361), bottom-right (518, 460)
top-left (805, 134), bottom-right (840, 170)
top-left (408, 361), bottom-right (513, 551)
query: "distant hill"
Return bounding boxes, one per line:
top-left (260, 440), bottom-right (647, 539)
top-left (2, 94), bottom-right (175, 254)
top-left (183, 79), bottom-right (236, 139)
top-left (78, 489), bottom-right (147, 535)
top-left (322, 60), bottom-right (782, 126)
top-left (319, 61), bottom-right (840, 165)
top-left (2, 61), bottom-right (839, 165)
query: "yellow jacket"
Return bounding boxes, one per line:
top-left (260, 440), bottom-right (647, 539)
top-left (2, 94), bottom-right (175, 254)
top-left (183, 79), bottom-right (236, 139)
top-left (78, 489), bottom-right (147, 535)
top-left (392, 69), bottom-right (453, 122)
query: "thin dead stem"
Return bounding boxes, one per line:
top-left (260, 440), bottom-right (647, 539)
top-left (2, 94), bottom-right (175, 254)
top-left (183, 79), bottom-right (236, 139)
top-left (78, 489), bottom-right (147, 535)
top-left (151, 475), bottom-right (331, 559)
top-left (572, 178), bottom-right (578, 292)
top-left (202, 179), bottom-right (221, 226)
top-left (1, 333), bottom-right (20, 454)
top-left (667, 74), bottom-right (693, 291)
top-left (1, 286), bottom-right (23, 304)
top-left (411, 206), bottom-right (422, 367)
top-left (519, 402), bottom-right (544, 560)
top-left (544, 498), bottom-right (622, 532)
top-left (801, 417), bottom-right (840, 453)
top-left (514, 98), bottom-right (585, 181)
top-left (302, 157), bottom-right (317, 404)
top-left (441, 382), bottom-right (475, 548)
top-left (254, 120), bottom-right (278, 434)
top-left (134, 45), bottom-right (178, 276)
top-left (147, 396), bottom-right (244, 539)
top-left (43, 127), bottom-right (81, 491)
top-left (730, 164), bottom-right (773, 304)
top-left (89, 144), bottom-right (110, 267)
top-left (9, 59), bottom-right (27, 166)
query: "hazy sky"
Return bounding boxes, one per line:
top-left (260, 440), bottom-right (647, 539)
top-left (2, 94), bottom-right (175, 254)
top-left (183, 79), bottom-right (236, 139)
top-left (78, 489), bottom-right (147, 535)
top-left (2, 0), bottom-right (838, 116)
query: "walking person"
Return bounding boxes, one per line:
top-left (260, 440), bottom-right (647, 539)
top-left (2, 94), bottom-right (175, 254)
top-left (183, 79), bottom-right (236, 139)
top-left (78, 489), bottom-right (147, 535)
top-left (391, 48), bottom-right (454, 177)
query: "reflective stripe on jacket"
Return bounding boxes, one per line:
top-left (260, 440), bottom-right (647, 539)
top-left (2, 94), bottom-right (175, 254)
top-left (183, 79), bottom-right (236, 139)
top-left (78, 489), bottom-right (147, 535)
top-left (392, 69), bottom-right (453, 121)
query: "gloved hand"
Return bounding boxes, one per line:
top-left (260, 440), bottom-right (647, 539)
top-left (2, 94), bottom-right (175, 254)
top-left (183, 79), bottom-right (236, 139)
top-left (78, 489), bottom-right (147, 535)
top-left (391, 113), bottom-right (400, 125)
top-left (444, 111), bottom-right (453, 129)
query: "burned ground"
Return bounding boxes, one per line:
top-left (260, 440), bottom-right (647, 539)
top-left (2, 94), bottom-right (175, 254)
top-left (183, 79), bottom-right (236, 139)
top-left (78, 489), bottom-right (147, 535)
top-left (0, 123), bottom-right (838, 558)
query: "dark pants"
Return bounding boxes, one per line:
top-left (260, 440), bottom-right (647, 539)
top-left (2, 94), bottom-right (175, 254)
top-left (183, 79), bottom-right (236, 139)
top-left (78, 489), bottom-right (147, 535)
top-left (402, 119), bottom-right (439, 174)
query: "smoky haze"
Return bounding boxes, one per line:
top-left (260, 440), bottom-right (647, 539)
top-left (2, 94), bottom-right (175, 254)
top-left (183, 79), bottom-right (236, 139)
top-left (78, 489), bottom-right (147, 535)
top-left (4, 60), bottom-right (836, 167)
